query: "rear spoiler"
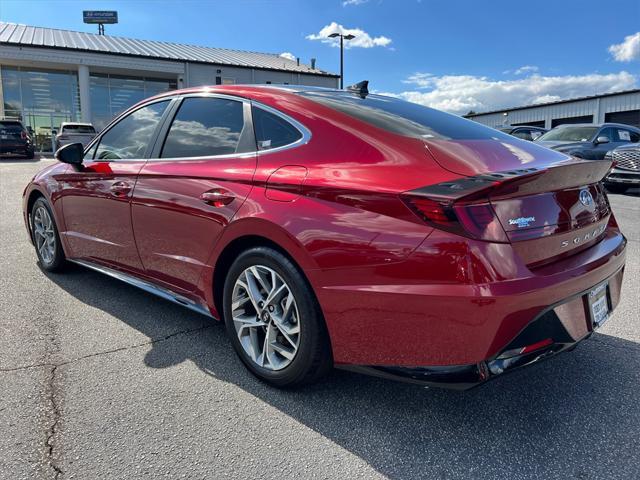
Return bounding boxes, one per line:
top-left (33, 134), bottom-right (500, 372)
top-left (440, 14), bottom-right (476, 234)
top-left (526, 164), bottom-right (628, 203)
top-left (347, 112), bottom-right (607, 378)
top-left (406, 159), bottom-right (613, 204)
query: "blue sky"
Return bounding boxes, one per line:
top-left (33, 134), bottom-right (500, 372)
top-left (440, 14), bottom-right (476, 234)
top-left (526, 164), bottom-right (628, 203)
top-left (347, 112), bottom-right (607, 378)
top-left (2, 0), bottom-right (639, 114)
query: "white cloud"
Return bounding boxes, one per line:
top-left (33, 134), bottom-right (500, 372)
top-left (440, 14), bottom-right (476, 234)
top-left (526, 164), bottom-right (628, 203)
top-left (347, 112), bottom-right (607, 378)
top-left (393, 71), bottom-right (637, 115)
top-left (342, 0), bottom-right (369, 5)
top-left (306, 22), bottom-right (392, 49)
top-left (279, 52), bottom-right (296, 61)
top-left (609, 32), bottom-right (640, 62)
top-left (514, 65), bottom-right (539, 75)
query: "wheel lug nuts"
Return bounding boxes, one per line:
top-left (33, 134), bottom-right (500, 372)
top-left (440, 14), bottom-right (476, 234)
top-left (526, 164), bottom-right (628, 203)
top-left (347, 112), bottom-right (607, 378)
top-left (268, 305), bottom-right (274, 312)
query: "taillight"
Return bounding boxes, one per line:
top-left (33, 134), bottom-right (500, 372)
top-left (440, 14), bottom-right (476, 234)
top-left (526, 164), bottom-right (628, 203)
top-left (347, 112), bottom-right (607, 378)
top-left (402, 195), bottom-right (508, 242)
top-left (21, 130), bottom-right (28, 140)
top-left (401, 168), bottom-right (550, 243)
top-left (496, 338), bottom-right (553, 360)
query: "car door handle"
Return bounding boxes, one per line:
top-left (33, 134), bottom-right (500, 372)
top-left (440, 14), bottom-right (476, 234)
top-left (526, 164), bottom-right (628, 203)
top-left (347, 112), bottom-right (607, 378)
top-left (200, 189), bottom-right (235, 207)
top-left (110, 181), bottom-right (132, 197)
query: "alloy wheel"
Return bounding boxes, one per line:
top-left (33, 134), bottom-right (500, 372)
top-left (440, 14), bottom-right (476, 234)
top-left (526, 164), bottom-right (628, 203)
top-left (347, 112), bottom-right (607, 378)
top-left (231, 265), bottom-right (301, 370)
top-left (33, 205), bottom-right (56, 265)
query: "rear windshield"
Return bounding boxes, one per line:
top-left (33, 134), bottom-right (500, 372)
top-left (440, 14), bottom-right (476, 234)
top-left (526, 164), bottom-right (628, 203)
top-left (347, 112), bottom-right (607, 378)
top-left (537, 126), bottom-right (598, 142)
top-left (0, 121), bottom-right (24, 133)
top-left (298, 91), bottom-right (513, 141)
top-left (62, 125), bottom-right (96, 134)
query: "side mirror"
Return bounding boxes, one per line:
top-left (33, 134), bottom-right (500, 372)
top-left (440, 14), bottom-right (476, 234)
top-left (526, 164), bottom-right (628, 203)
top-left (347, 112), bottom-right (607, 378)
top-left (595, 136), bottom-right (610, 145)
top-left (55, 142), bottom-right (84, 166)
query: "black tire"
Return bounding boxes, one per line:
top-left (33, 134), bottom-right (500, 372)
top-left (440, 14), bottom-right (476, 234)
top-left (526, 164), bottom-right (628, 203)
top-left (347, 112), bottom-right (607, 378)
top-left (26, 150), bottom-right (35, 160)
top-left (30, 197), bottom-right (66, 272)
top-left (605, 183), bottom-right (628, 194)
top-left (223, 247), bottom-right (332, 387)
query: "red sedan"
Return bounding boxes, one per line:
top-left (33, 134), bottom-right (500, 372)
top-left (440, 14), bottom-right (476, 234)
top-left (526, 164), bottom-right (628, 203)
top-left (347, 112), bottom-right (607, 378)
top-left (22, 84), bottom-right (626, 388)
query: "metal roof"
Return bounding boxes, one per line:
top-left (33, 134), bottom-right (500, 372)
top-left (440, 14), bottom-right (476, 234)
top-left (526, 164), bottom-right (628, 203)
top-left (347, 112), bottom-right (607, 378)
top-left (465, 89), bottom-right (640, 117)
top-left (0, 22), bottom-right (338, 77)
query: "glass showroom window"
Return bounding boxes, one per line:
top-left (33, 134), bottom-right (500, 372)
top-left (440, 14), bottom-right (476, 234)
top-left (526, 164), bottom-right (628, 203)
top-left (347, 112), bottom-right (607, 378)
top-left (89, 74), bottom-right (176, 131)
top-left (1, 66), bottom-right (80, 152)
top-left (1, 66), bottom-right (80, 118)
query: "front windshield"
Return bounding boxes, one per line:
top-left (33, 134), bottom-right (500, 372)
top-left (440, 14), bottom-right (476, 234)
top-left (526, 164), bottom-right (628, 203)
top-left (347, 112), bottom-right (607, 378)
top-left (537, 126), bottom-right (598, 142)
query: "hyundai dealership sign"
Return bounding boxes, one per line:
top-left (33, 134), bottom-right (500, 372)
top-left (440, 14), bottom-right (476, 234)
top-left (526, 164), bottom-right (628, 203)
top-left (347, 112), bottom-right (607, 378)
top-left (83, 11), bottom-right (118, 24)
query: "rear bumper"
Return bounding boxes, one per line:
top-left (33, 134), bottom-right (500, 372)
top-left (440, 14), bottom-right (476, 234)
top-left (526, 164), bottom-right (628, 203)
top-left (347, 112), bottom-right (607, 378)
top-left (314, 223), bottom-right (626, 370)
top-left (340, 266), bottom-right (624, 389)
top-left (0, 144), bottom-right (33, 155)
top-left (606, 168), bottom-right (640, 185)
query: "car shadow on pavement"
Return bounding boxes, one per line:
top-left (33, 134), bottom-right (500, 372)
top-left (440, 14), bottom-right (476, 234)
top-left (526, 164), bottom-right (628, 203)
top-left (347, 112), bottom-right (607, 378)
top-left (48, 263), bottom-right (640, 479)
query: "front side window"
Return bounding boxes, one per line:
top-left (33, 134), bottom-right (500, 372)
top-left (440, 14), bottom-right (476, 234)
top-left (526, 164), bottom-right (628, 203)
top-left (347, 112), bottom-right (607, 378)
top-left (252, 106), bottom-right (303, 150)
top-left (598, 127), bottom-right (616, 142)
top-left (95, 101), bottom-right (169, 160)
top-left (84, 142), bottom-right (98, 161)
top-left (161, 97), bottom-right (245, 158)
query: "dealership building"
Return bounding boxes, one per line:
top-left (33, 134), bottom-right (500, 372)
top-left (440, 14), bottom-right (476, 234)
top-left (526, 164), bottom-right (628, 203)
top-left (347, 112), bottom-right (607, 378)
top-left (0, 22), bottom-right (339, 152)
top-left (466, 89), bottom-right (640, 130)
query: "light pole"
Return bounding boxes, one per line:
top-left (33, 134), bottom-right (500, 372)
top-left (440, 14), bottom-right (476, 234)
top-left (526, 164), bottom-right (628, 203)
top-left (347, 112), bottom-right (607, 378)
top-left (328, 32), bottom-right (355, 89)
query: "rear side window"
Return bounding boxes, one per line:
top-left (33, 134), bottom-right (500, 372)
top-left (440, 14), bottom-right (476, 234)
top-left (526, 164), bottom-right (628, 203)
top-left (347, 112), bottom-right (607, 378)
top-left (616, 129), bottom-right (639, 143)
top-left (63, 125), bottom-right (96, 134)
top-left (299, 91), bottom-right (513, 141)
top-left (0, 121), bottom-right (24, 134)
top-left (95, 101), bottom-right (169, 160)
top-left (512, 129), bottom-right (534, 141)
top-left (161, 97), bottom-right (245, 158)
top-left (252, 106), bottom-right (302, 150)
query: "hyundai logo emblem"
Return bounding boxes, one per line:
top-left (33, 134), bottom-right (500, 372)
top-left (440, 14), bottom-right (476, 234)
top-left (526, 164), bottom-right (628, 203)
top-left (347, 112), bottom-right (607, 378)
top-left (579, 189), bottom-right (593, 207)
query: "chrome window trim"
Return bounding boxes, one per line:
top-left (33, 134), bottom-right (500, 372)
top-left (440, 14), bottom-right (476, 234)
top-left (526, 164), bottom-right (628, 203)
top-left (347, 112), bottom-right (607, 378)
top-left (250, 100), bottom-right (312, 156)
top-left (83, 91), bottom-right (312, 163)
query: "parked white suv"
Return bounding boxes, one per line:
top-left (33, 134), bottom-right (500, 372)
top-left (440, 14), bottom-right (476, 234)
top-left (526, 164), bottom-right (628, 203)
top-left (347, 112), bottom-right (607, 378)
top-left (55, 122), bottom-right (97, 150)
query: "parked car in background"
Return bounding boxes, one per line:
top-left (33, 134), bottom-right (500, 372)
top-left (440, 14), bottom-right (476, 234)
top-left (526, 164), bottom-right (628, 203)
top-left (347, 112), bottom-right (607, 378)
top-left (55, 122), bottom-right (97, 150)
top-left (23, 85), bottom-right (626, 389)
top-left (604, 143), bottom-right (640, 194)
top-left (535, 123), bottom-right (640, 159)
top-left (0, 120), bottom-right (35, 159)
top-left (498, 125), bottom-right (547, 141)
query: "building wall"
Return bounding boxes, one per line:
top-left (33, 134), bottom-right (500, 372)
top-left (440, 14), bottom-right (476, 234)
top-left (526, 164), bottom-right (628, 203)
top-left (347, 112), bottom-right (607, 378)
top-left (185, 63), bottom-right (337, 88)
top-left (468, 91), bottom-right (640, 129)
top-left (0, 45), bottom-right (337, 150)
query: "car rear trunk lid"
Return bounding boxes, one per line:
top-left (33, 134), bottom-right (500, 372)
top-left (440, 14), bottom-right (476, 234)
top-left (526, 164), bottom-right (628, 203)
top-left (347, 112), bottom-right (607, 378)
top-left (406, 149), bottom-right (613, 267)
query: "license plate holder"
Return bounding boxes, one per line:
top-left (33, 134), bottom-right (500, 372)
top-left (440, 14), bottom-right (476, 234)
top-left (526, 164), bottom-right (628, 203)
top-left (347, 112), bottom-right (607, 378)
top-left (588, 282), bottom-right (610, 328)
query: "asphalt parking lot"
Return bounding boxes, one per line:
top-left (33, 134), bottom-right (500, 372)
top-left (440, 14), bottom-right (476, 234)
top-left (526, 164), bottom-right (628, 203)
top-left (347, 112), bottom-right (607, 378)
top-left (1, 157), bottom-right (639, 480)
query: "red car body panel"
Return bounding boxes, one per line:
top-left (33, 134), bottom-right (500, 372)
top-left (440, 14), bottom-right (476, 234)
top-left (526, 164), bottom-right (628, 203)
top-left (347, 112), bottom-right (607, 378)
top-left (22, 85), bottom-right (627, 386)
top-left (60, 159), bottom-right (147, 272)
top-left (131, 155), bottom-right (257, 293)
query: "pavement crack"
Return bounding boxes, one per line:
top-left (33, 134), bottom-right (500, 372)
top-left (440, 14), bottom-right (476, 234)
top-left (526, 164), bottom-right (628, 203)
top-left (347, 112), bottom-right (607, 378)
top-left (45, 365), bottom-right (63, 479)
top-left (0, 324), bottom-right (214, 373)
top-left (64, 324), bottom-right (215, 366)
top-left (0, 362), bottom-right (57, 372)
